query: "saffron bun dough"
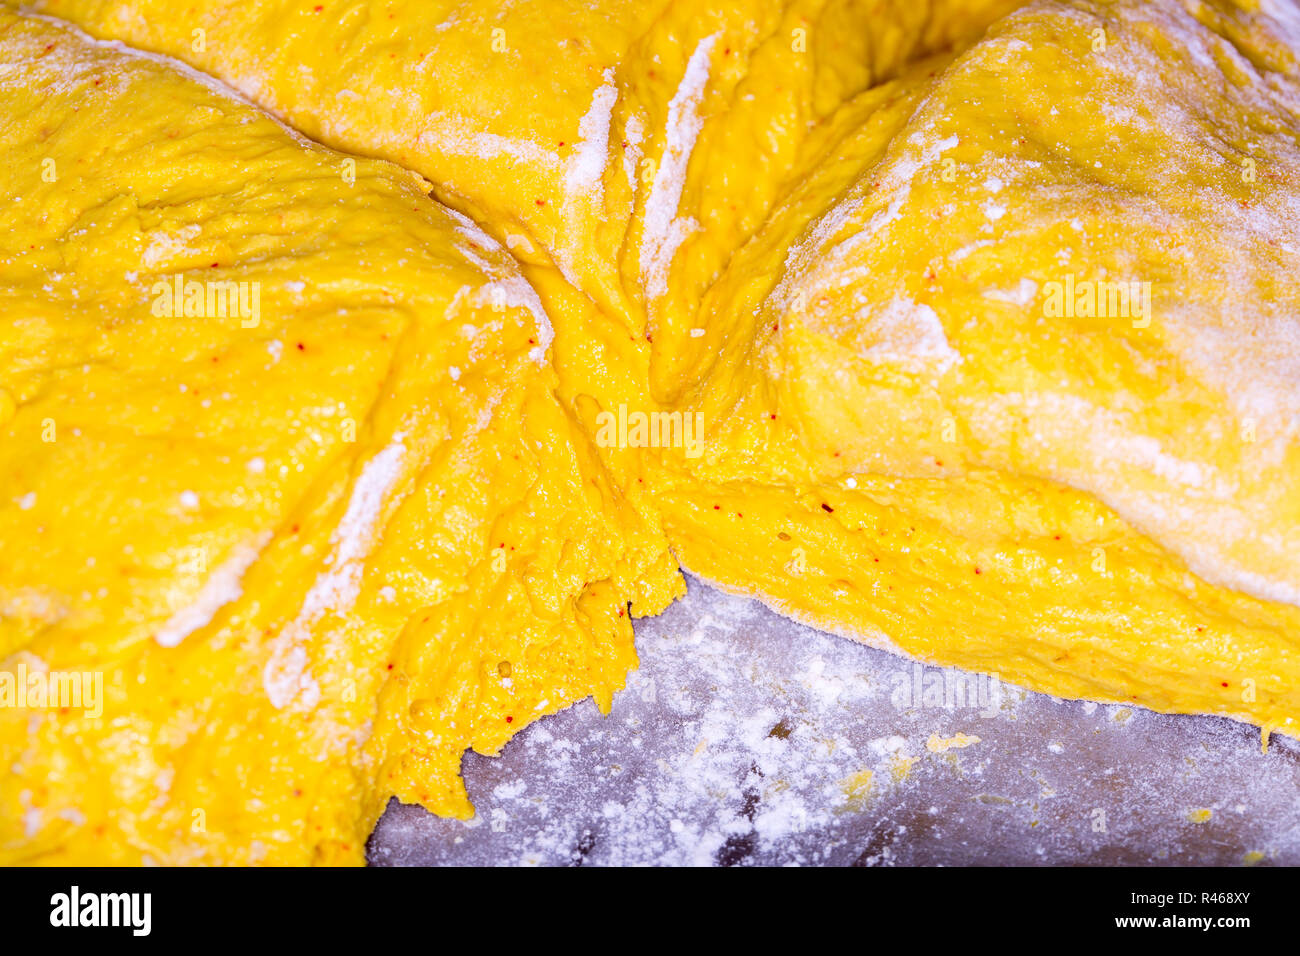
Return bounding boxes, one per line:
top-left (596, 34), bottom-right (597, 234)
top-left (0, 9), bottom-right (679, 864)
top-left (657, 0), bottom-right (1300, 738)
top-left (31, 0), bottom-right (1024, 443)
top-left (6, 0), bottom-right (1300, 865)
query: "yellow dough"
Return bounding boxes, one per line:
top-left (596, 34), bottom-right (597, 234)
top-left (655, 0), bottom-right (1300, 735)
top-left (5, 0), bottom-right (1300, 864)
top-left (0, 9), bottom-right (679, 863)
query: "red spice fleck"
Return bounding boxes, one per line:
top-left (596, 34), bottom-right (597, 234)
top-left (535, 199), bottom-right (546, 206)
top-left (1221, 682), bottom-right (1229, 687)
top-left (821, 503), bottom-right (834, 513)
top-left (296, 342), bottom-right (305, 351)
top-left (974, 566), bottom-right (982, 574)
top-left (505, 716), bottom-right (514, 723)
top-left (713, 504), bottom-right (721, 510)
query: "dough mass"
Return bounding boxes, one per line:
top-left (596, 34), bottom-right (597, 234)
top-left (2, 0), bottom-right (1299, 863)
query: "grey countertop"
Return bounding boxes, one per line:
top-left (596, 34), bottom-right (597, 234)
top-left (368, 576), bottom-right (1300, 866)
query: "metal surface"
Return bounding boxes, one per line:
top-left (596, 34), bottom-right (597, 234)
top-left (368, 576), bottom-right (1300, 866)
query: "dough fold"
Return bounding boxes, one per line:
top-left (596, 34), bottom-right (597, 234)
top-left (7, 0), bottom-right (1300, 863)
top-left (0, 10), bottom-right (679, 864)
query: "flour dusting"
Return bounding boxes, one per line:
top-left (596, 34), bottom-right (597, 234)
top-left (264, 440), bottom-right (407, 709)
top-left (155, 532), bottom-right (271, 648)
top-left (639, 34), bottom-right (719, 303)
top-left (371, 578), bottom-right (1300, 866)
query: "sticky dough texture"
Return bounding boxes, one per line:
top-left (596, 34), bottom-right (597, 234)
top-left (4, 0), bottom-right (1300, 863)
top-left (0, 10), bottom-right (680, 864)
